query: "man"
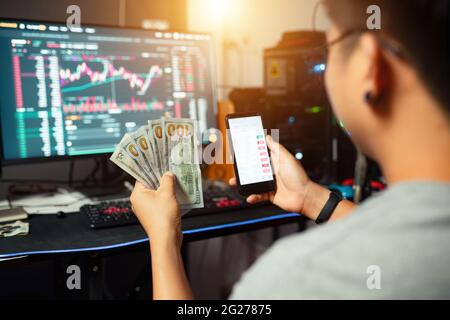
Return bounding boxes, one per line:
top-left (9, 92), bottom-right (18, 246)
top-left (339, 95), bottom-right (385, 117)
top-left (130, 0), bottom-right (450, 299)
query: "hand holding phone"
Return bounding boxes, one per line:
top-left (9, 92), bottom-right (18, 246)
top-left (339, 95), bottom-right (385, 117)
top-left (226, 113), bottom-right (276, 196)
top-left (227, 115), bottom-right (324, 218)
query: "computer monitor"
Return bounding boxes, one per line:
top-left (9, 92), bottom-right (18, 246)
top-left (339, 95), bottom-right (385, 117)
top-left (0, 19), bottom-right (217, 164)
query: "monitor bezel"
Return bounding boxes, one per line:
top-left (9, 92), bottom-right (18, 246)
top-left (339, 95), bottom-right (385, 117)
top-left (0, 17), bottom-right (218, 166)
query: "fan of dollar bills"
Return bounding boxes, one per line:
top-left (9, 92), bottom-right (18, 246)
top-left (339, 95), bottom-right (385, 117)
top-left (110, 117), bottom-right (204, 211)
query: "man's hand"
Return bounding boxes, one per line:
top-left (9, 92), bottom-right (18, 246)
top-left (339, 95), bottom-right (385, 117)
top-left (230, 135), bottom-right (334, 220)
top-left (130, 173), bottom-right (194, 300)
top-left (130, 172), bottom-right (182, 248)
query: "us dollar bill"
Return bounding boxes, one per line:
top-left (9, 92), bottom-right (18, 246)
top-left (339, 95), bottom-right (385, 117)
top-left (110, 146), bottom-right (152, 187)
top-left (131, 126), bottom-right (161, 181)
top-left (148, 119), bottom-right (167, 173)
top-left (162, 118), bottom-right (204, 210)
top-left (145, 125), bottom-right (163, 178)
top-left (120, 134), bottom-right (158, 189)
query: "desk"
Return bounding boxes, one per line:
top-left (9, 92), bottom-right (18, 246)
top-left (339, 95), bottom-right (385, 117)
top-left (0, 205), bottom-right (304, 299)
top-left (0, 205), bottom-right (303, 258)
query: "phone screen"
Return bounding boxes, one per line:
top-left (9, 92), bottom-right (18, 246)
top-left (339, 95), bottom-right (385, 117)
top-left (228, 116), bottom-right (274, 186)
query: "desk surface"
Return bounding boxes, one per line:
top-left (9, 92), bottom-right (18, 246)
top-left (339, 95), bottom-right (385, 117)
top-left (0, 205), bottom-right (302, 259)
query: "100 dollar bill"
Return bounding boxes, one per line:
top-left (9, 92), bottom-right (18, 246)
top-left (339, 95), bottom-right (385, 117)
top-left (162, 118), bottom-right (204, 210)
top-left (110, 147), bottom-right (151, 187)
top-left (121, 133), bottom-right (159, 189)
top-left (149, 119), bottom-right (167, 174)
top-left (131, 127), bottom-right (161, 180)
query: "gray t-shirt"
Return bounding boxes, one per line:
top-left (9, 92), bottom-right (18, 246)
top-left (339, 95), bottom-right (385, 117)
top-left (230, 182), bottom-right (450, 299)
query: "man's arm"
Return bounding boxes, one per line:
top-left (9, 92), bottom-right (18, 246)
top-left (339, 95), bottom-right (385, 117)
top-left (130, 174), bottom-right (194, 300)
top-left (301, 181), bottom-right (356, 222)
top-left (150, 236), bottom-right (193, 300)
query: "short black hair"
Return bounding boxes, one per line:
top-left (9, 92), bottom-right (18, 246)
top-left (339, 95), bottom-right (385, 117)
top-left (324, 0), bottom-right (449, 114)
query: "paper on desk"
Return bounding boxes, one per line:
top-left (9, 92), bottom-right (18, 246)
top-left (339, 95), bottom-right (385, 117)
top-left (0, 188), bottom-right (94, 215)
top-left (0, 221), bottom-right (29, 237)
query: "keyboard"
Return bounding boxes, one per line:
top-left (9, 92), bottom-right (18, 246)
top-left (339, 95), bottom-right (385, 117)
top-left (81, 200), bottom-right (137, 229)
top-left (81, 185), bottom-right (259, 229)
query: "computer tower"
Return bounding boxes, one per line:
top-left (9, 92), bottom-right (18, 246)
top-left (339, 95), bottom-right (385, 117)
top-left (230, 31), bottom-right (357, 184)
top-left (263, 31), bottom-right (333, 183)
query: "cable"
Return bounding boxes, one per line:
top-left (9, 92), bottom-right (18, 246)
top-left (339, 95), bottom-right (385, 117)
top-left (82, 158), bottom-right (101, 186)
top-left (68, 159), bottom-right (75, 187)
top-left (353, 150), bottom-right (367, 204)
top-left (6, 194), bottom-right (13, 209)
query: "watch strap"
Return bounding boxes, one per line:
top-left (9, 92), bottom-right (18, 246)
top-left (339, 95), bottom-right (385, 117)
top-left (315, 191), bottom-right (343, 224)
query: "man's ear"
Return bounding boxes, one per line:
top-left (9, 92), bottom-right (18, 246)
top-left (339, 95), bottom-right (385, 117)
top-left (359, 33), bottom-right (389, 103)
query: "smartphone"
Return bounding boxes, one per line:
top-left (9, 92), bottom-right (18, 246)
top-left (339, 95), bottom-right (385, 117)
top-left (226, 113), bottom-right (276, 196)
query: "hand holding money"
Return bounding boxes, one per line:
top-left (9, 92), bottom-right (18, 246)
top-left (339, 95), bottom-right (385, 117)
top-left (130, 176), bottom-right (183, 248)
top-left (110, 117), bottom-right (204, 212)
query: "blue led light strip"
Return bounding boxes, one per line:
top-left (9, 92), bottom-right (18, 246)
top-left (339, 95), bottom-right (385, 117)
top-left (0, 213), bottom-right (301, 259)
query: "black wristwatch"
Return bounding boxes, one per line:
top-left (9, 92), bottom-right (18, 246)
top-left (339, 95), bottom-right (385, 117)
top-left (315, 191), bottom-right (343, 224)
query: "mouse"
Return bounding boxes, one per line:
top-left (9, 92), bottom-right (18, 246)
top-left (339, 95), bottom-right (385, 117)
top-left (57, 211), bottom-right (66, 218)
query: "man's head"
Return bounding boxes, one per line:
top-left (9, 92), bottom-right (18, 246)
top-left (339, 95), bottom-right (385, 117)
top-left (322, 0), bottom-right (449, 160)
